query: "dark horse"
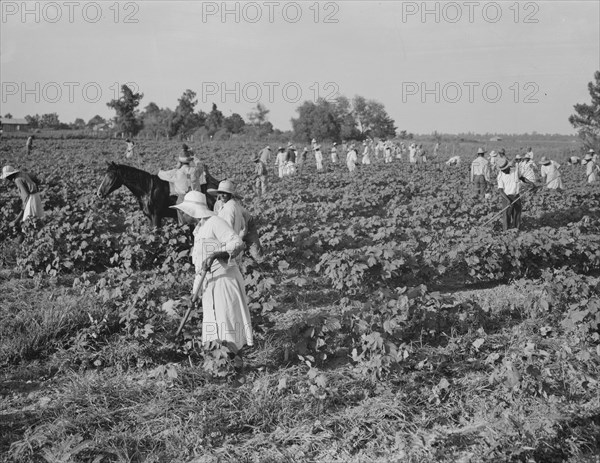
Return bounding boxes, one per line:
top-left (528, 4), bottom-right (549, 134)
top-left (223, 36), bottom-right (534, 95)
top-left (97, 162), bottom-right (219, 227)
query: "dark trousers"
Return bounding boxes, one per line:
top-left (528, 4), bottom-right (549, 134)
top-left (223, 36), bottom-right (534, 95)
top-left (502, 194), bottom-right (522, 231)
top-left (473, 175), bottom-right (487, 199)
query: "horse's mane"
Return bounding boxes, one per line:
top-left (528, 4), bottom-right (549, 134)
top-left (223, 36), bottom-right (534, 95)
top-left (108, 162), bottom-right (157, 183)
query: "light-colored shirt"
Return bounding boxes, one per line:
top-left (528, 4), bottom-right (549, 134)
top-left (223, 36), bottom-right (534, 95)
top-left (276, 151), bottom-right (287, 166)
top-left (217, 199), bottom-right (246, 236)
top-left (346, 149), bottom-right (357, 166)
top-left (521, 160), bottom-right (537, 182)
top-left (191, 216), bottom-right (244, 292)
top-left (497, 164), bottom-right (522, 195)
top-left (158, 165), bottom-right (194, 195)
top-left (260, 148), bottom-right (271, 163)
top-left (471, 157), bottom-right (490, 181)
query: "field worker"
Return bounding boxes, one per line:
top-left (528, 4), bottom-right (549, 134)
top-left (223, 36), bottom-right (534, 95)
top-left (284, 143), bottom-right (296, 176)
top-left (361, 141), bottom-right (372, 165)
top-left (526, 147), bottom-right (534, 159)
top-left (208, 180), bottom-right (246, 239)
top-left (399, 142), bottom-right (406, 159)
top-left (259, 145), bottom-right (272, 164)
top-left (538, 157), bottom-right (563, 190)
top-left (489, 151), bottom-right (498, 171)
top-left (286, 142), bottom-right (296, 163)
top-left (275, 147), bottom-right (287, 178)
top-left (1, 165), bottom-right (45, 225)
top-left (25, 135), bottom-right (34, 156)
top-left (331, 142), bottom-right (339, 164)
top-left (497, 148), bottom-right (508, 165)
top-left (253, 157), bottom-right (268, 197)
top-left (433, 142), bottom-right (440, 158)
top-left (384, 142), bottom-right (393, 163)
top-left (521, 151), bottom-right (537, 183)
top-left (416, 145), bottom-right (426, 165)
top-left (311, 138), bottom-right (317, 150)
top-left (446, 156), bottom-right (461, 166)
top-left (496, 157), bottom-right (537, 231)
top-left (158, 151), bottom-right (196, 224)
top-left (376, 140), bottom-right (385, 160)
top-left (170, 191), bottom-right (252, 354)
top-left (346, 144), bottom-right (358, 173)
top-left (583, 153), bottom-right (600, 183)
top-left (419, 145), bottom-right (427, 163)
top-left (125, 138), bottom-right (135, 159)
top-left (298, 147), bottom-right (308, 175)
top-left (314, 144), bottom-right (324, 171)
top-left (568, 156), bottom-right (581, 165)
top-left (471, 148), bottom-right (491, 199)
top-left (409, 143), bottom-right (417, 164)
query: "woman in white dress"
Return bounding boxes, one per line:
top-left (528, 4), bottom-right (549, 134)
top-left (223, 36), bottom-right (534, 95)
top-left (538, 156), bottom-right (563, 190)
top-left (346, 144), bottom-right (358, 173)
top-left (583, 153), bottom-right (599, 184)
top-left (171, 191), bottom-right (253, 351)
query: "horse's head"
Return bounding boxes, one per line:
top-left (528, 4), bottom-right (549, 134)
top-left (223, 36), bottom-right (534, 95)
top-left (97, 162), bottom-right (123, 198)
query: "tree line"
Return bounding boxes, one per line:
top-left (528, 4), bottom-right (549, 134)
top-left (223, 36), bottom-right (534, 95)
top-left (10, 70), bottom-right (599, 146)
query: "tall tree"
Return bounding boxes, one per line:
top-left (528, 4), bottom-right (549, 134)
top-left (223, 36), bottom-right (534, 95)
top-left (25, 114), bottom-right (40, 128)
top-left (87, 115), bottom-right (106, 128)
top-left (106, 84), bottom-right (144, 137)
top-left (291, 99), bottom-right (341, 142)
top-left (352, 96), bottom-right (396, 139)
top-left (205, 103), bottom-right (224, 136)
top-left (569, 70), bottom-right (600, 149)
top-left (71, 118), bottom-right (86, 129)
top-left (142, 102), bottom-right (173, 138)
top-left (40, 113), bottom-right (61, 129)
top-left (224, 113), bottom-right (246, 134)
top-left (169, 90), bottom-right (204, 137)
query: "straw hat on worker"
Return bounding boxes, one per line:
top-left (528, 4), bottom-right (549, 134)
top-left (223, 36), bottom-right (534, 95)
top-left (1, 165), bottom-right (20, 179)
top-left (207, 179), bottom-right (241, 198)
top-left (170, 191), bottom-right (215, 219)
top-left (538, 156), bottom-right (552, 166)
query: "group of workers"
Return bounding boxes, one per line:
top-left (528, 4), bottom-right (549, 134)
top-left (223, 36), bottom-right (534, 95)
top-left (3, 138), bottom-right (600, 364)
top-left (465, 147), bottom-right (600, 231)
top-left (253, 138), bottom-right (437, 192)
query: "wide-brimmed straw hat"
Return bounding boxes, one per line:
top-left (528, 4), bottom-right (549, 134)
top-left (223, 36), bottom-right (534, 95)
top-left (524, 152), bottom-right (534, 160)
top-left (538, 156), bottom-right (551, 165)
top-left (477, 148), bottom-right (486, 155)
top-left (489, 150), bottom-right (497, 157)
top-left (515, 154), bottom-right (523, 160)
top-left (588, 149), bottom-right (595, 154)
top-left (496, 157), bottom-right (510, 170)
top-left (170, 191), bottom-right (215, 219)
top-left (179, 155), bottom-right (193, 164)
top-left (1, 165), bottom-right (19, 179)
top-left (584, 154), bottom-right (593, 161)
top-left (207, 179), bottom-right (237, 197)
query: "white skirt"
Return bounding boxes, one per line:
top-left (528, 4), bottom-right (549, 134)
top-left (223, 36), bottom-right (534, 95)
top-left (23, 193), bottom-right (44, 221)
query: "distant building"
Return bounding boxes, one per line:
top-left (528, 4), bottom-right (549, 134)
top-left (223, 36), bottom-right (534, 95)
top-left (0, 117), bottom-right (29, 132)
top-left (490, 137), bottom-right (502, 142)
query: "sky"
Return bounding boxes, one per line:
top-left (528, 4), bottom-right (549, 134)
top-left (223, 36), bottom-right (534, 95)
top-left (1, 0), bottom-right (599, 135)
